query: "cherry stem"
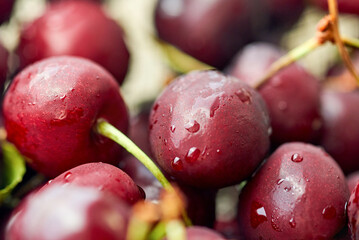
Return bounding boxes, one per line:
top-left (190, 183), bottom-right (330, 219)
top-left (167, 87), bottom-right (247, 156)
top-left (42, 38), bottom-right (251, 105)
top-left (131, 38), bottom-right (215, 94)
top-left (96, 119), bottom-right (172, 190)
top-left (254, 38), bottom-right (321, 89)
top-left (342, 36), bottom-right (359, 49)
top-left (96, 119), bottom-right (192, 226)
top-left (254, 35), bottom-right (359, 89)
top-left (328, 0), bottom-right (359, 84)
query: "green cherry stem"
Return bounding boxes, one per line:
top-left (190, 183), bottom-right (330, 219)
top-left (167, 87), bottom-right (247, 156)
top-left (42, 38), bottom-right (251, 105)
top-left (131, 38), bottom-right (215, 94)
top-left (342, 36), bottom-right (359, 49)
top-left (254, 34), bottom-right (359, 89)
top-left (96, 119), bottom-right (192, 226)
top-left (96, 118), bottom-right (172, 190)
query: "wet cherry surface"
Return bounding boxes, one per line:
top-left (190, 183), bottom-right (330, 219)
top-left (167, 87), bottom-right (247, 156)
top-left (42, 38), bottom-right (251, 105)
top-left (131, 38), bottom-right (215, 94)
top-left (320, 90), bottom-right (359, 174)
top-left (17, 0), bottom-right (129, 84)
top-left (347, 172), bottom-right (359, 193)
top-left (5, 184), bottom-right (129, 240)
top-left (229, 42), bottom-right (322, 145)
top-left (238, 142), bottom-right (349, 239)
top-left (3, 56), bottom-right (128, 178)
top-left (149, 70), bottom-right (270, 188)
top-left (155, 0), bottom-right (251, 68)
top-left (46, 162), bottom-right (143, 205)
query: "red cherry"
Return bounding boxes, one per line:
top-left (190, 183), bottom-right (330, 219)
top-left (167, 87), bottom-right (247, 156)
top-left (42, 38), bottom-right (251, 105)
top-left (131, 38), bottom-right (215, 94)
top-left (238, 142), bottom-right (349, 239)
top-left (3, 56), bottom-right (128, 178)
top-left (17, 0), bottom-right (129, 84)
top-left (5, 184), bottom-right (130, 240)
top-left (149, 70), bottom-right (270, 188)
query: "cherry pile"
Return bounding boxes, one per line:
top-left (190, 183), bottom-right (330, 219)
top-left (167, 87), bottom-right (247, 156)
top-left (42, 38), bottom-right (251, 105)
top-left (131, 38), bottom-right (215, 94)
top-left (1, 0), bottom-right (359, 240)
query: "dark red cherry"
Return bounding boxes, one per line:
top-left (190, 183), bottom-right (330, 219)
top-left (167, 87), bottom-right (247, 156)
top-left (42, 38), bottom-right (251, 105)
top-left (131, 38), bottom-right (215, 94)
top-left (348, 183), bottom-right (359, 239)
top-left (5, 184), bottom-right (130, 240)
top-left (3, 56), bottom-right (128, 178)
top-left (310, 0), bottom-right (359, 15)
top-left (17, 0), bottom-right (129, 84)
top-left (229, 42), bottom-right (322, 145)
top-left (149, 70), bottom-right (270, 188)
top-left (155, 0), bottom-right (251, 68)
top-left (238, 142), bottom-right (349, 239)
top-left (162, 226), bottom-right (226, 240)
top-left (320, 90), bottom-right (359, 174)
top-left (47, 162), bottom-right (143, 205)
top-left (0, 0), bottom-right (14, 24)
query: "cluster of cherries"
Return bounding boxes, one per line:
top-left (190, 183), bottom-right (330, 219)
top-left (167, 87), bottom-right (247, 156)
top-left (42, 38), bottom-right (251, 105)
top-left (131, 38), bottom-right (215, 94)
top-left (1, 0), bottom-right (359, 239)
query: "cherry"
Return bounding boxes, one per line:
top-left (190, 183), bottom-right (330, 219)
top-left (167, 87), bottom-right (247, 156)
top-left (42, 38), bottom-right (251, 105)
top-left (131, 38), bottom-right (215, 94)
top-left (3, 56), bottom-right (128, 178)
top-left (310, 0), bottom-right (359, 16)
top-left (0, 0), bottom-right (14, 24)
top-left (348, 182), bottom-right (359, 239)
top-left (320, 90), bottom-right (359, 174)
top-left (47, 162), bottom-right (143, 205)
top-left (162, 226), bottom-right (225, 240)
top-left (17, 0), bottom-right (129, 84)
top-left (229, 42), bottom-right (322, 145)
top-left (0, 42), bottom-right (8, 93)
top-left (155, 0), bottom-right (251, 68)
top-left (237, 142), bottom-right (349, 239)
top-left (149, 70), bottom-right (270, 188)
top-left (5, 184), bottom-right (130, 240)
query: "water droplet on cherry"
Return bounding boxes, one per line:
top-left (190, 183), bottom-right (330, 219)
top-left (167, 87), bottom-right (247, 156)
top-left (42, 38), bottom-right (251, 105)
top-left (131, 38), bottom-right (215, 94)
top-left (153, 103), bottom-right (159, 111)
top-left (277, 179), bottom-right (284, 185)
top-left (322, 206), bottom-right (336, 219)
top-left (170, 125), bottom-right (176, 133)
top-left (291, 153), bottom-right (303, 163)
top-left (250, 201), bottom-right (267, 228)
top-left (289, 217), bottom-right (296, 228)
top-left (185, 147), bottom-right (201, 163)
top-left (185, 120), bottom-right (200, 133)
top-left (64, 172), bottom-right (72, 182)
top-left (210, 97), bottom-right (220, 117)
top-left (171, 157), bottom-right (183, 171)
top-left (235, 88), bottom-right (252, 104)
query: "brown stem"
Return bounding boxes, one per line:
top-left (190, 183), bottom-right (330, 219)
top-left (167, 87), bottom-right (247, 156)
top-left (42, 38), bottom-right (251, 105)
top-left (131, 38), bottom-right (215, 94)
top-left (328, 0), bottom-right (359, 85)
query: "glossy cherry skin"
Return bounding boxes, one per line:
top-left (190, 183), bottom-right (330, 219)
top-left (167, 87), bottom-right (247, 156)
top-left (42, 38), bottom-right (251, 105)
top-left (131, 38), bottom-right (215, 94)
top-left (320, 90), bottom-right (359, 174)
top-left (237, 142), bottom-right (349, 239)
top-left (0, 42), bottom-right (8, 92)
top-left (149, 70), bottom-right (270, 188)
top-left (5, 184), bottom-right (129, 240)
top-left (163, 226), bottom-right (225, 240)
top-left (348, 183), bottom-right (359, 239)
top-left (155, 0), bottom-right (251, 69)
top-left (47, 162), bottom-right (143, 205)
top-left (229, 43), bottom-right (322, 145)
top-left (311, 0), bottom-right (359, 15)
top-left (17, 0), bottom-right (129, 84)
top-left (3, 56), bottom-right (128, 178)
top-left (0, 0), bottom-right (14, 24)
